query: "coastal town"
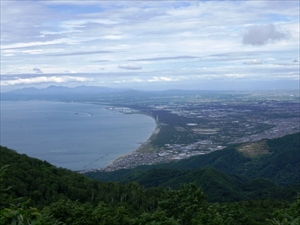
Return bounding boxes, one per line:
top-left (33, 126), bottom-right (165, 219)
top-left (2, 87), bottom-right (298, 173)
top-left (102, 142), bottom-right (225, 171)
top-left (91, 90), bottom-right (300, 172)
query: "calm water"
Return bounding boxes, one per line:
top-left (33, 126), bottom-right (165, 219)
top-left (0, 101), bottom-right (156, 171)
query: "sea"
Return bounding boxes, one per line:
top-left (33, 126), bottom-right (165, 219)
top-left (0, 101), bottom-right (156, 171)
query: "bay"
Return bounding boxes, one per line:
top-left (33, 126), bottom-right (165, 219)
top-left (0, 101), bottom-right (156, 171)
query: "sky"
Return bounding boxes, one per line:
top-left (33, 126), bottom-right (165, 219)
top-left (0, 0), bottom-right (299, 92)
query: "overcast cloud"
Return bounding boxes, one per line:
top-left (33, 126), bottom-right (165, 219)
top-left (243, 24), bottom-right (288, 46)
top-left (0, 0), bottom-right (299, 91)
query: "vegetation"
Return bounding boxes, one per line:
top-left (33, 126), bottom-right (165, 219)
top-left (1, 133), bottom-right (299, 224)
top-left (87, 133), bottom-right (300, 188)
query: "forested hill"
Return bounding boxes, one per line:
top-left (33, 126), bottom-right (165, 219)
top-left (0, 133), bottom-right (300, 224)
top-left (0, 145), bottom-right (160, 208)
top-left (86, 132), bottom-right (300, 188)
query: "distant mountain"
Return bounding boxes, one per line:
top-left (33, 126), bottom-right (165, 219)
top-left (7, 85), bottom-right (127, 95)
top-left (0, 85), bottom-right (130, 101)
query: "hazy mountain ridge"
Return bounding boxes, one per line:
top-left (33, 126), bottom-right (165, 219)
top-left (1, 86), bottom-right (227, 99)
top-left (2, 85), bottom-right (299, 104)
top-left (1, 85), bottom-right (133, 101)
top-left (5, 85), bottom-right (128, 95)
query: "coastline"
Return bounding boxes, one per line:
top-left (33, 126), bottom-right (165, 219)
top-left (102, 112), bottom-right (160, 171)
top-left (2, 100), bottom-right (158, 171)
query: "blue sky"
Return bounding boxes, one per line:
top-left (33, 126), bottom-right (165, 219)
top-left (0, 0), bottom-right (299, 91)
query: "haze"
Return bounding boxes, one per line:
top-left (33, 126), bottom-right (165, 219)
top-left (1, 1), bottom-right (299, 92)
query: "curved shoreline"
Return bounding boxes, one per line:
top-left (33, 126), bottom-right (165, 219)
top-left (103, 111), bottom-right (160, 170)
top-left (2, 100), bottom-right (158, 171)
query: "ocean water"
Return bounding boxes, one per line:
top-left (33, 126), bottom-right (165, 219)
top-left (0, 101), bottom-right (156, 171)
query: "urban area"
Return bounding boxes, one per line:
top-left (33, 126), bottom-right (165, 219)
top-left (93, 90), bottom-right (300, 171)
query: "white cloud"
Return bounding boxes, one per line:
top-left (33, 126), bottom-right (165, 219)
top-left (1, 39), bottom-right (74, 50)
top-left (101, 35), bottom-right (125, 40)
top-left (112, 77), bottom-right (144, 84)
top-left (224, 74), bottom-right (246, 79)
top-left (147, 76), bottom-right (178, 82)
top-left (243, 59), bottom-right (263, 65)
top-left (118, 63), bottom-right (142, 70)
top-left (0, 76), bottom-right (92, 86)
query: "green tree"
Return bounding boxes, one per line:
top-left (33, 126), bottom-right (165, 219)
top-left (267, 194), bottom-right (300, 225)
top-left (0, 200), bottom-right (62, 225)
top-left (92, 202), bottom-right (132, 225)
top-left (159, 183), bottom-right (207, 225)
top-left (43, 200), bottom-right (93, 225)
top-left (134, 210), bottom-right (179, 225)
top-left (0, 165), bottom-right (11, 208)
top-left (192, 203), bottom-right (255, 225)
top-left (0, 165), bottom-right (62, 225)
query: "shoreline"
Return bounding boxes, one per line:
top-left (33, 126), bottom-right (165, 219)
top-left (103, 111), bottom-right (160, 170)
top-left (2, 100), bottom-right (159, 172)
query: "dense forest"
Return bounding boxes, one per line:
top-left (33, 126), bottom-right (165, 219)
top-left (1, 133), bottom-right (300, 224)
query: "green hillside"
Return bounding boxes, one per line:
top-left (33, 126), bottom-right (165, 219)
top-left (1, 133), bottom-right (300, 224)
top-left (172, 132), bottom-right (300, 185)
top-left (0, 146), bottom-right (162, 209)
top-left (86, 132), bottom-right (300, 187)
top-left (132, 167), bottom-right (300, 202)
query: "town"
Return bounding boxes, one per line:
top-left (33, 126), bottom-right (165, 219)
top-left (91, 90), bottom-right (300, 172)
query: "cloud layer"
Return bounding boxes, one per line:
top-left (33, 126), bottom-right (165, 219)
top-left (0, 1), bottom-right (299, 90)
top-left (1, 76), bottom-right (91, 86)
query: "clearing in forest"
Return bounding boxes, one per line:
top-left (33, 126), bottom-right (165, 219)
top-left (237, 140), bottom-right (270, 158)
